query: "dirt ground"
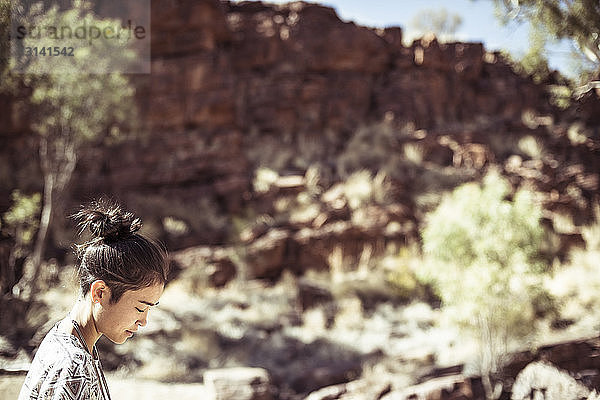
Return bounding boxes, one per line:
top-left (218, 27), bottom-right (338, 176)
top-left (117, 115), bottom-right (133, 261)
top-left (0, 374), bottom-right (208, 399)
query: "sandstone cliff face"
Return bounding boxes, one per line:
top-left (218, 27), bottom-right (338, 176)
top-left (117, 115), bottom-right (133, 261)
top-left (1, 0), bottom-right (599, 251)
top-left (81, 0), bottom-right (557, 242)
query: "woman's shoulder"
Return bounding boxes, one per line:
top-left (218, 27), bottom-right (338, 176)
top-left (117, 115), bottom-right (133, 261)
top-left (18, 325), bottom-right (96, 400)
top-left (34, 324), bottom-right (93, 370)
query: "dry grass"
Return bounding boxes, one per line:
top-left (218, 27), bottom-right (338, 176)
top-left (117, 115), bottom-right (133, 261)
top-left (4, 199), bottom-right (600, 399)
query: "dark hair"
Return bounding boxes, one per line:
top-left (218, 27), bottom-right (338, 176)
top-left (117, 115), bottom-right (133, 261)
top-left (72, 200), bottom-right (169, 303)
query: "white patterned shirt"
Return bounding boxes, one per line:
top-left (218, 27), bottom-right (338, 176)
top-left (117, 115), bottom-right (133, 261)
top-left (18, 323), bottom-right (110, 400)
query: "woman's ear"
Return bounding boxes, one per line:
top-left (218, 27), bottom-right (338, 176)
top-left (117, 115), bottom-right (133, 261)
top-left (90, 280), bottom-right (111, 304)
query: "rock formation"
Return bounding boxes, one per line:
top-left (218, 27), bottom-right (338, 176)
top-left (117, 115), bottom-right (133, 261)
top-left (1, 0), bottom-right (599, 272)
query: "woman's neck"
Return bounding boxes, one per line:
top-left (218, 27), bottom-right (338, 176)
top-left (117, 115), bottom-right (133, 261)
top-left (63, 297), bottom-right (101, 354)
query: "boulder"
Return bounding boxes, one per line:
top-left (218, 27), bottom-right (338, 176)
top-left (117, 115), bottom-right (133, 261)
top-left (297, 278), bottom-right (334, 311)
top-left (304, 380), bottom-right (391, 400)
top-left (290, 359), bottom-right (362, 395)
top-left (380, 375), bottom-right (484, 400)
top-left (244, 229), bottom-right (289, 280)
top-left (511, 361), bottom-right (591, 400)
top-left (172, 246), bottom-right (237, 288)
top-left (204, 367), bottom-right (273, 400)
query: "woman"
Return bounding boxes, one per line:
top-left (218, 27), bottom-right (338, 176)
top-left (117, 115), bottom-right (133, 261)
top-left (18, 201), bottom-right (169, 400)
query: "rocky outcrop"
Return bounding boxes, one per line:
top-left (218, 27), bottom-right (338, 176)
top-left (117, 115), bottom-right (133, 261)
top-left (2, 0), bottom-right (599, 254)
top-left (514, 338), bottom-right (600, 390)
top-left (303, 336), bottom-right (600, 400)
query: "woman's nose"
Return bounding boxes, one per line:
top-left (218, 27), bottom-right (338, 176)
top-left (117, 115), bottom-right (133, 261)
top-left (137, 313), bottom-right (148, 327)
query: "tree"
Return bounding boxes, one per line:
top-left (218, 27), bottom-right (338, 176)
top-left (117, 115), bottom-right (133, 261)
top-left (419, 170), bottom-right (551, 399)
top-left (409, 8), bottom-right (463, 43)
top-left (518, 28), bottom-right (552, 84)
top-left (9, 1), bottom-right (138, 299)
top-left (491, 0), bottom-right (600, 84)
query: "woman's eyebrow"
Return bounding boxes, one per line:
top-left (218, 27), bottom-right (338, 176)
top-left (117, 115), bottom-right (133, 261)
top-left (138, 300), bottom-right (159, 306)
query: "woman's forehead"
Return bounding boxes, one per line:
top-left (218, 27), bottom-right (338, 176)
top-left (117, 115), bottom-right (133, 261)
top-left (123, 283), bottom-right (164, 303)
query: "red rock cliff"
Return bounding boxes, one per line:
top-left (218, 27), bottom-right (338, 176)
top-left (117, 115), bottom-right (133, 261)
top-left (2, 0), bottom-right (598, 248)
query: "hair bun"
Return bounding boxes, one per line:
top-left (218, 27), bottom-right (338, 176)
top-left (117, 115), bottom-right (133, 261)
top-left (73, 201), bottom-right (142, 240)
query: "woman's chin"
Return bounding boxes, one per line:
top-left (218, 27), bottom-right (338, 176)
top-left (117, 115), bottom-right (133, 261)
top-left (107, 333), bottom-right (130, 345)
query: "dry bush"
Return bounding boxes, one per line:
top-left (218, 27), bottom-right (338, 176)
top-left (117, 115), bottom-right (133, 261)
top-left (336, 121), bottom-right (416, 181)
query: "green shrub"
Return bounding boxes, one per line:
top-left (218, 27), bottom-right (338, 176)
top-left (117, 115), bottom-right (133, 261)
top-left (419, 170), bottom-right (551, 397)
top-left (1, 191), bottom-right (41, 295)
top-left (422, 170), bottom-right (546, 272)
top-left (3, 191), bottom-right (41, 258)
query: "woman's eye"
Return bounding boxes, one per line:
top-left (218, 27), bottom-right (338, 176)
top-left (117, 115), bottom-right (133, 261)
top-left (135, 307), bottom-right (144, 312)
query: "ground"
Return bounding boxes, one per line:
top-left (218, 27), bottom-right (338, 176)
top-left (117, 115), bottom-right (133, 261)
top-left (0, 374), bottom-right (208, 399)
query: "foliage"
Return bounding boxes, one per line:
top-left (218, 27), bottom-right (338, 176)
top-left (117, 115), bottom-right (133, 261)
top-left (13, 0), bottom-right (139, 172)
top-left (500, 42), bottom-right (573, 108)
top-left (3, 191), bottom-right (41, 251)
top-left (408, 7), bottom-right (463, 43)
top-left (518, 29), bottom-right (552, 84)
top-left (0, 0), bottom-right (17, 94)
top-left (0, 191), bottom-right (41, 296)
top-left (547, 84), bottom-right (573, 109)
top-left (21, 4), bottom-right (137, 141)
top-left (492, 0), bottom-right (600, 84)
top-left (0, 0), bottom-right (10, 86)
top-left (419, 170), bottom-right (551, 398)
top-left (422, 170), bottom-right (546, 271)
top-left (9, 2), bottom-right (139, 299)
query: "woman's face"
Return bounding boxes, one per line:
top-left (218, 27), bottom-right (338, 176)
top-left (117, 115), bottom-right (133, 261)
top-left (95, 283), bottom-right (164, 344)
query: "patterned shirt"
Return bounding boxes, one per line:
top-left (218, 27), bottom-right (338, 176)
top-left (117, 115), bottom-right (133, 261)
top-left (18, 323), bottom-right (111, 400)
